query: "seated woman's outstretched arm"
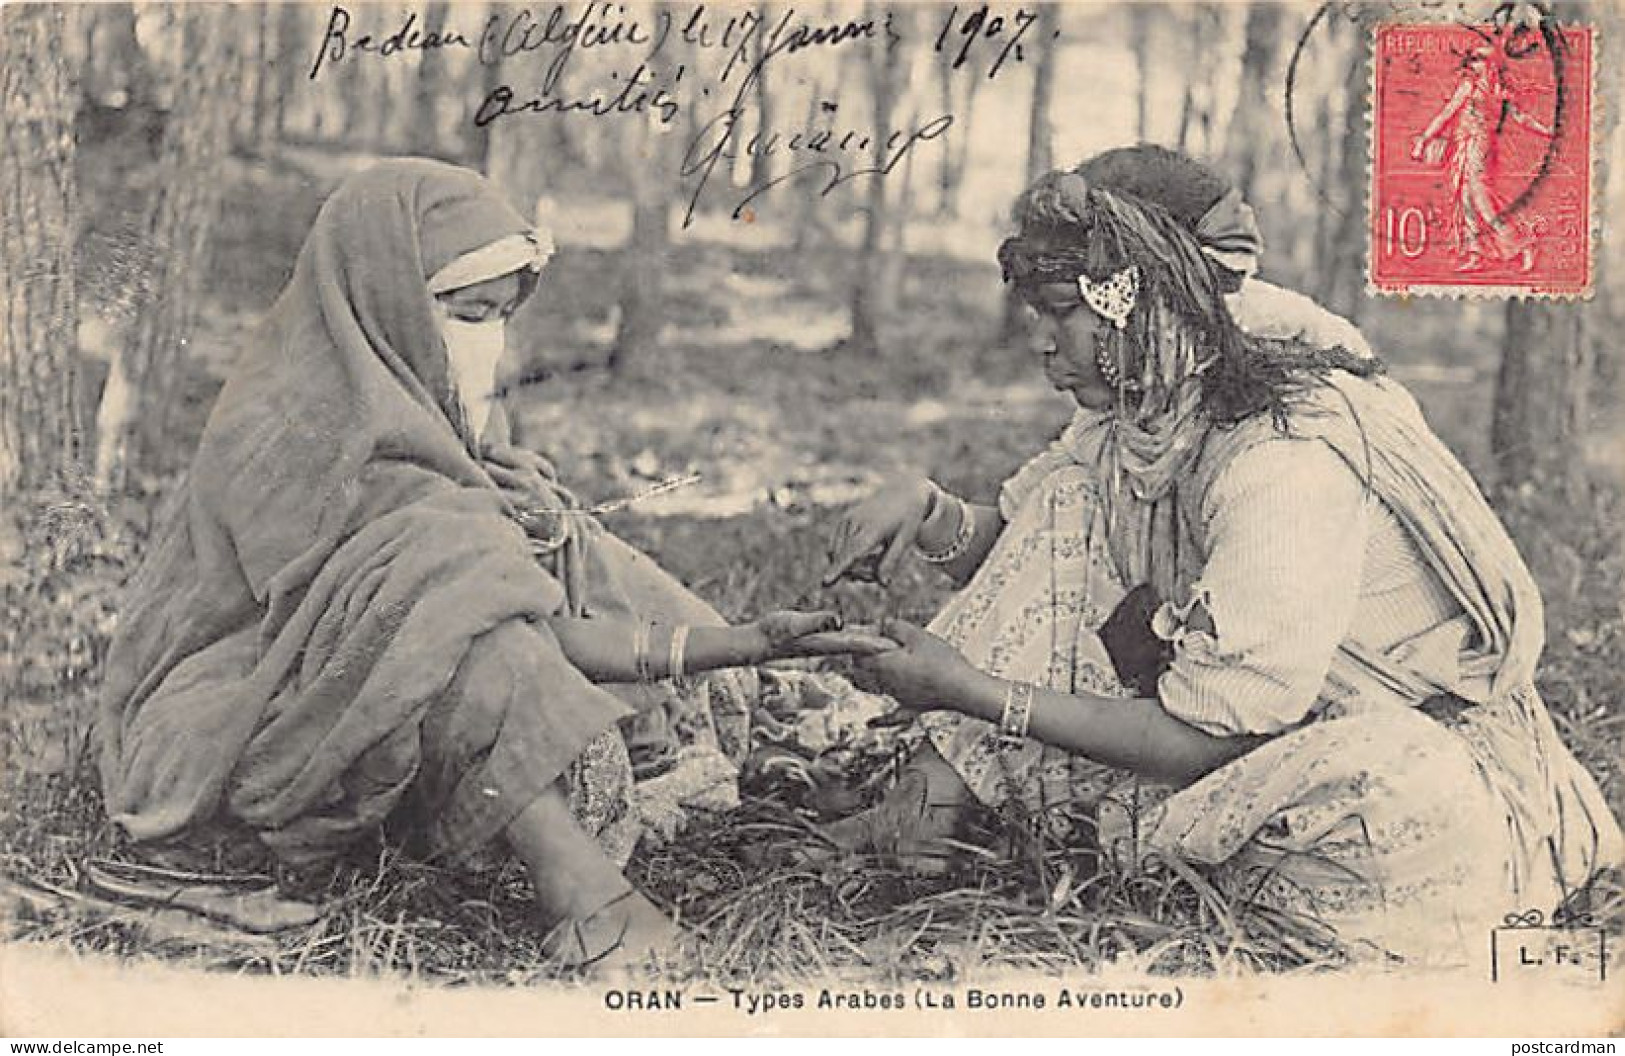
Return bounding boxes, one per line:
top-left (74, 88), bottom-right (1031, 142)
top-left (545, 611), bottom-right (895, 684)
top-left (859, 620), bottom-right (1265, 787)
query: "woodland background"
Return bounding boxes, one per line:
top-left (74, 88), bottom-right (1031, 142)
top-left (1, 1), bottom-right (1621, 980)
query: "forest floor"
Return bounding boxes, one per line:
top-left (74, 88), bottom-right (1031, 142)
top-left (3, 152), bottom-right (1622, 986)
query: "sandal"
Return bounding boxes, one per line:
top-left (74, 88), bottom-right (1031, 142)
top-left (84, 858), bottom-right (320, 934)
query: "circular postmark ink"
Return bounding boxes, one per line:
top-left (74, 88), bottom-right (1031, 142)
top-left (1284, 0), bottom-right (1572, 232)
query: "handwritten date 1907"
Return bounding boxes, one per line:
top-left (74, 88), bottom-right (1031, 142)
top-left (934, 4), bottom-right (1047, 80)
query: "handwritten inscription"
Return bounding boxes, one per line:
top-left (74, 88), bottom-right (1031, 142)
top-left (305, 1), bottom-right (1051, 226)
top-left (683, 107), bottom-right (955, 226)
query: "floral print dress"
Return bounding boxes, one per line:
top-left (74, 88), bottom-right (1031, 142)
top-left (918, 409), bottom-right (1622, 967)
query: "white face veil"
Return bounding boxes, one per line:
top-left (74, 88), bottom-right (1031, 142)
top-left (429, 230), bottom-right (554, 440)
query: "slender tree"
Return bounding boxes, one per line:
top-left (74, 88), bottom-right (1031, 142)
top-left (99, 6), bottom-right (237, 490)
top-left (412, 1), bottom-right (450, 155)
top-left (1492, 8), bottom-right (1612, 502)
top-left (1130, 5), bottom-right (1154, 142)
top-left (849, 4), bottom-right (906, 355)
top-left (1223, 2), bottom-right (1282, 202)
top-left (1493, 304), bottom-right (1590, 502)
top-left (272, 3), bottom-right (304, 141)
top-left (610, 2), bottom-right (680, 373)
top-left (1314, 16), bottom-right (1369, 322)
top-left (750, 1), bottom-right (778, 190)
top-left (1, 5), bottom-right (83, 497)
top-left (247, 3), bottom-right (275, 153)
top-left (1001, 2), bottom-right (1061, 342)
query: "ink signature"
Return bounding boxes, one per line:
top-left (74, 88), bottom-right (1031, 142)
top-left (681, 106), bottom-right (954, 228)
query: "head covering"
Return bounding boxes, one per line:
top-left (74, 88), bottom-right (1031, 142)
top-left (428, 231), bottom-right (554, 295)
top-left (1075, 145), bottom-right (1263, 280)
top-left (1074, 146), bottom-right (1371, 358)
top-left (99, 160), bottom-right (612, 866)
top-left (998, 170), bottom-right (1240, 471)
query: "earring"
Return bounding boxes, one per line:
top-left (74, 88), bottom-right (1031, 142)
top-left (1095, 341), bottom-right (1123, 391)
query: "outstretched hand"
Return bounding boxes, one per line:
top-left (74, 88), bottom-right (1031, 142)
top-left (746, 611), bottom-right (899, 663)
top-left (853, 618), bottom-right (985, 712)
top-left (823, 476), bottom-right (936, 587)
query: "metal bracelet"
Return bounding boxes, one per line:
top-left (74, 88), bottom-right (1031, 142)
top-left (632, 620), bottom-right (654, 684)
top-left (668, 624), bottom-right (690, 682)
top-left (916, 489), bottom-right (975, 565)
top-left (998, 680), bottom-right (1035, 748)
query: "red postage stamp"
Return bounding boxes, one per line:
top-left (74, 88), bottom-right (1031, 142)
top-left (1370, 20), bottom-right (1593, 297)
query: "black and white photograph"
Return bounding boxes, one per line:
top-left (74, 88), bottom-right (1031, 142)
top-left (1, 0), bottom-right (1622, 1039)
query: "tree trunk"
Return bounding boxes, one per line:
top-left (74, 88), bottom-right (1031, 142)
top-left (1130, 6), bottom-right (1153, 142)
top-left (609, 3), bottom-right (678, 373)
top-left (1315, 23), bottom-right (1368, 323)
top-left (80, 4), bottom-right (155, 112)
top-left (412, 1), bottom-right (449, 156)
top-left (273, 3), bottom-right (303, 141)
top-left (931, 59), bottom-right (983, 219)
top-left (472, 29), bottom-right (506, 170)
top-left (100, 6), bottom-right (236, 492)
top-left (1223, 3), bottom-right (1282, 203)
top-left (610, 152), bottom-right (670, 373)
top-left (1, 5), bottom-right (83, 498)
top-left (792, 76), bottom-right (832, 252)
top-left (935, 60), bottom-right (956, 216)
top-left (849, 5), bottom-right (904, 355)
top-left (1001, 3), bottom-right (1060, 342)
top-left (750, 2), bottom-right (777, 189)
top-left (1493, 304), bottom-right (1590, 501)
top-left (247, 3), bottom-right (274, 153)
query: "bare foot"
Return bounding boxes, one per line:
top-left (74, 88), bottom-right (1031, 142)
top-left (540, 889), bottom-right (682, 973)
top-left (506, 784), bottom-right (680, 973)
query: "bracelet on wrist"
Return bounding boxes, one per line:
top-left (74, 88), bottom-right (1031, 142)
top-left (633, 620), bottom-right (656, 683)
top-left (668, 624), bottom-right (690, 682)
top-left (916, 486), bottom-right (975, 565)
top-left (997, 680), bottom-right (1036, 748)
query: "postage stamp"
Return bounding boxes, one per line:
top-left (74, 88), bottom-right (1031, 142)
top-left (1370, 19), bottom-right (1594, 297)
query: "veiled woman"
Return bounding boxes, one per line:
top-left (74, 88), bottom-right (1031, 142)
top-left (823, 147), bottom-right (1622, 966)
top-left (97, 159), bottom-right (885, 968)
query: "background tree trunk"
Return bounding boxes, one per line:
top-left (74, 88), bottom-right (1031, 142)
top-left (272, 3), bottom-right (303, 142)
top-left (99, 6), bottom-right (236, 492)
top-left (1314, 19), bottom-right (1368, 323)
top-left (412, 1), bottom-right (450, 156)
top-left (1001, 3), bottom-right (1060, 343)
top-left (750, 2), bottom-right (777, 190)
top-left (1, 5), bottom-right (83, 498)
top-left (849, 5), bottom-right (904, 355)
top-left (610, 3), bottom-right (679, 373)
top-left (1493, 304), bottom-right (1590, 502)
top-left (1130, 6), bottom-right (1153, 142)
top-left (1223, 3), bottom-right (1282, 203)
top-left (247, 3), bottom-right (275, 154)
top-left (611, 135), bottom-right (673, 373)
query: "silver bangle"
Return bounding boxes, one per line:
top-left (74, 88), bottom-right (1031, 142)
top-left (998, 680), bottom-right (1035, 748)
top-left (916, 488), bottom-right (975, 565)
top-left (633, 621), bottom-right (655, 683)
top-left (668, 624), bottom-right (690, 682)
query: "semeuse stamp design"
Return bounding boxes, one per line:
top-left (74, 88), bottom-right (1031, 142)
top-left (1370, 19), bottom-right (1593, 297)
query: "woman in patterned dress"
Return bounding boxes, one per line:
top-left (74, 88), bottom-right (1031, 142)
top-left (821, 147), bottom-right (1621, 966)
